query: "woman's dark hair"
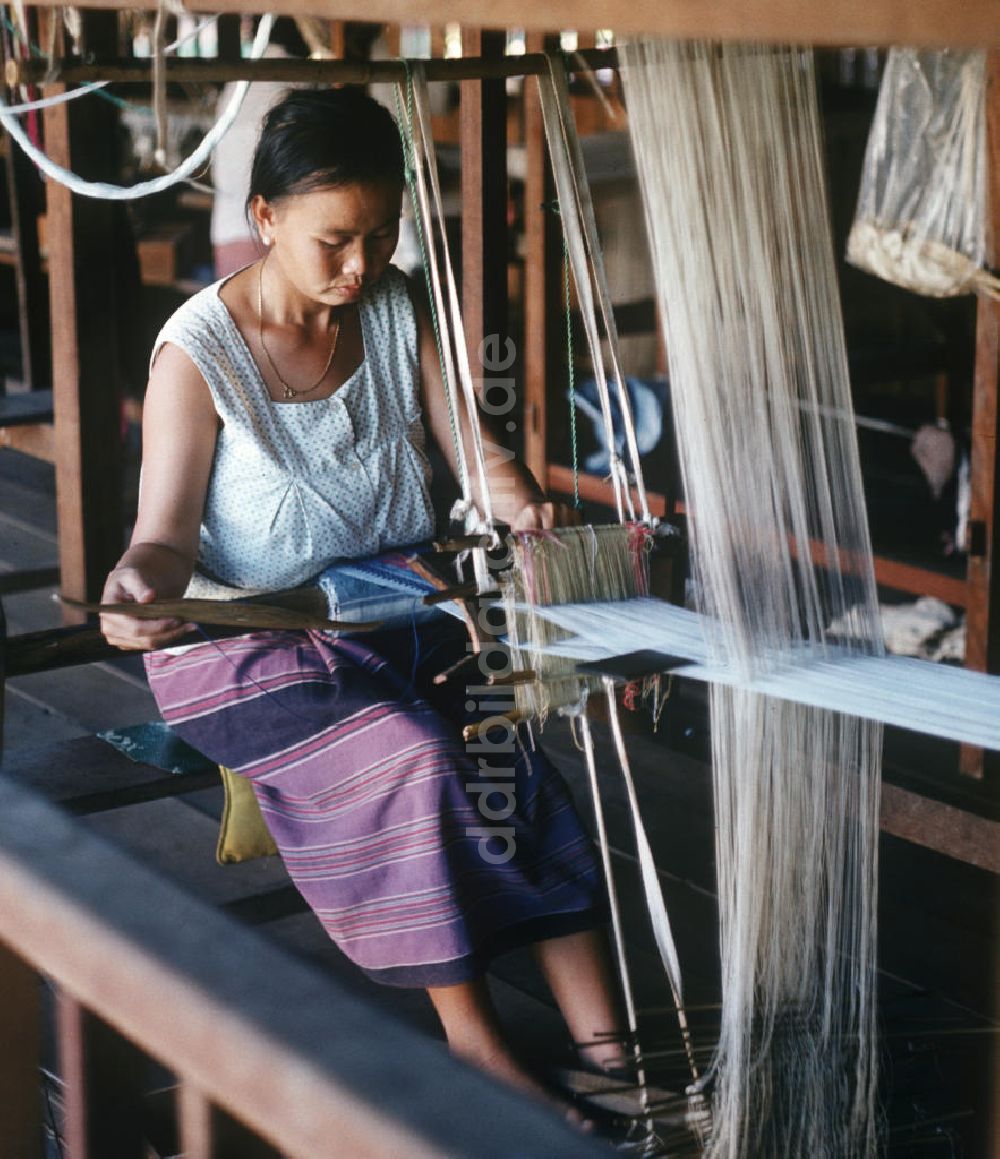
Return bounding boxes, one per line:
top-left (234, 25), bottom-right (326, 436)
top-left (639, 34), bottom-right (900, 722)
top-left (247, 87), bottom-right (405, 213)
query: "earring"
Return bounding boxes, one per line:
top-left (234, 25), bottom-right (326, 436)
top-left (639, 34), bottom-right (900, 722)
top-left (261, 234), bottom-right (272, 247)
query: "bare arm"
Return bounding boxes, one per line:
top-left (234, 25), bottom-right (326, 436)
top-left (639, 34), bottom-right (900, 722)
top-left (100, 343), bottom-right (219, 650)
top-left (407, 277), bottom-right (579, 531)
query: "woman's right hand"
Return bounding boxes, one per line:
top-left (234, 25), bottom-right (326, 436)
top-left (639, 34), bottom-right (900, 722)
top-left (99, 566), bottom-right (194, 651)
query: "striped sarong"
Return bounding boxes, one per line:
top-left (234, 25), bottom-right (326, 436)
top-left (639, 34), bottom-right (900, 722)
top-left (144, 616), bottom-right (604, 987)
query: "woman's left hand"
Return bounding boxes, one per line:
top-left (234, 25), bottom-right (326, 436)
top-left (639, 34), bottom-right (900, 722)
top-left (511, 500), bottom-right (583, 531)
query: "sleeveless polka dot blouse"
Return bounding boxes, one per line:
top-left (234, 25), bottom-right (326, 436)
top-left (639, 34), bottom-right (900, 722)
top-left (152, 265), bottom-right (436, 590)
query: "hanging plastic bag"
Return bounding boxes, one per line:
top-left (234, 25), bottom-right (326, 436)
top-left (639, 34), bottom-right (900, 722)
top-left (847, 48), bottom-right (999, 299)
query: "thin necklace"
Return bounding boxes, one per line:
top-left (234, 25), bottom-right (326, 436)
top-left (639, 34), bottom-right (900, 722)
top-left (257, 257), bottom-right (341, 400)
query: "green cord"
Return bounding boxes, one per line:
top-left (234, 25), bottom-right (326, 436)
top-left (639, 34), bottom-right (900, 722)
top-left (563, 233), bottom-right (581, 509)
top-left (0, 12), bottom-right (45, 58)
top-left (394, 67), bottom-right (465, 487)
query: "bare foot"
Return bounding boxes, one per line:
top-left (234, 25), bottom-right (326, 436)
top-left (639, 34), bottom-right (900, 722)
top-left (454, 1043), bottom-right (593, 1131)
top-left (576, 1037), bottom-right (633, 1077)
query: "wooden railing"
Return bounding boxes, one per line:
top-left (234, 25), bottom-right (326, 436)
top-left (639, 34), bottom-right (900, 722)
top-left (0, 777), bottom-right (604, 1158)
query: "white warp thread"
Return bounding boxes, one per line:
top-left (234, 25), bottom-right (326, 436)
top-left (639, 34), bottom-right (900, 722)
top-left (538, 56), bottom-right (652, 523)
top-left (0, 14), bottom-right (273, 201)
top-left (526, 596), bottom-right (1000, 751)
top-left (622, 41), bottom-right (882, 1156)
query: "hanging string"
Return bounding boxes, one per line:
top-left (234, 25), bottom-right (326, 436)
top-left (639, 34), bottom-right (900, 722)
top-left (406, 62), bottom-right (496, 533)
top-left (563, 231), bottom-right (581, 510)
top-left (0, 13), bottom-right (274, 200)
top-left (0, 79), bottom-right (114, 113)
top-left (575, 706), bottom-right (654, 1132)
top-left (545, 54), bottom-right (651, 523)
top-left (536, 65), bottom-right (626, 522)
top-left (538, 54), bottom-right (654, 525)
top-left (602, 676), bottom-right (698, 1083)
top-left (393, 72), bottom-right (469, 504)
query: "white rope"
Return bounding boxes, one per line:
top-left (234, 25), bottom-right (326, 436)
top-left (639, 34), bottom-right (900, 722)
top-left (393, 77), bottom-right (472, 509)
top-left (409, 63), bottom-right (496, 531)
top-left (0, 81), bottom-right (107, 113)
top-left (0, 13), bottom-right (274, 201)
top-left (0, 17), bottom-right (220, 117)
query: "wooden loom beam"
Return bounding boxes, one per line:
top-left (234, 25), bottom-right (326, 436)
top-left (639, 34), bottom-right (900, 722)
top-left (12, 46), bottom-right (620, 87)
top-left (15, 0), bottom-right (1000, 49)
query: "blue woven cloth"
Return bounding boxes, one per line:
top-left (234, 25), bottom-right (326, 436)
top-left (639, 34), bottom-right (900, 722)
top-left (317, 547), bottom-right (464, 629)
top-left (573, 376), bottom-right (669, 474)
top-left (98, 720), bottom-right (216, 775)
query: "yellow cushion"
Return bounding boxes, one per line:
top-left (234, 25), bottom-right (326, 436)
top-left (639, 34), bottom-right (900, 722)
top-left (216, 765), bottom-right (279, 865)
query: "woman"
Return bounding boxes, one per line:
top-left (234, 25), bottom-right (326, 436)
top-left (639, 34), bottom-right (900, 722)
top-left (101, 87), bottom-right (625, 1114)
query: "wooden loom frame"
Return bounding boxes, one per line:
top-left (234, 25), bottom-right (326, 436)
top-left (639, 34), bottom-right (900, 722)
top-left (0, 19), bottom-right (994, 812)
top-left (7, 3), bottom-right (998, 775)
top-left (0, 6), bottom-right (996, 1153)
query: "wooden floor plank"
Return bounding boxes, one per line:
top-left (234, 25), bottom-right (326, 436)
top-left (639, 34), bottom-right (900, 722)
top-left (2, 734), bottom-right (202, 796)
top-left (0, 516), bottom-right (58, 572)
top-left (0, 475), bottom-right (58, 538)
top-left (2, 688), bottom-right (90, 751)
top-left (0, 446), bottom-right (56, 495)
top-left (80, 795), bottom-right (292, 907)
top-left (1, 586), bottom-right (64, 635)
top-left (7, 665), bottom-right (158, 736)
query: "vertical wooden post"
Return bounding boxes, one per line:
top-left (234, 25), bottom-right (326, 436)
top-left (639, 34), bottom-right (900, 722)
top-left (58, 992), bottom-right (147, 1158)
top-left (215, 14), bottom-right (242, 62)
top-left (177, 1080), bottom-right (214, 1158)
top-left (460, 29), bottom-right (508, 413)
top-left (961, 51), bottom-right (1000, 779)
top-left (960, 52), bottom-right (1000, 1155)
top-left (5, 133), bottom-right (49, 391)
top-left (522, 32), bottom-right (562, 488)
top-left (42, 11), bottom-right (125, 619)
top-left (0, 941), bottom-right (43, 1158)
top-left (383, 24), bottom-right (401, 59)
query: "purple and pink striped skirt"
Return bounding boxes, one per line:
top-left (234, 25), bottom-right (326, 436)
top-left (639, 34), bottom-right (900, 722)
top-left (144, 617), bottom-right (605, 987)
